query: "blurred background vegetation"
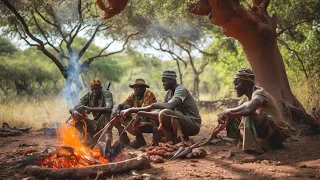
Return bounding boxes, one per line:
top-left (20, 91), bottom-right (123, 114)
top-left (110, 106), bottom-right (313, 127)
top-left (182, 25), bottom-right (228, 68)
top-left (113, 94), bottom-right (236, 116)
top-left (0, 0), bottom-right (319, 128)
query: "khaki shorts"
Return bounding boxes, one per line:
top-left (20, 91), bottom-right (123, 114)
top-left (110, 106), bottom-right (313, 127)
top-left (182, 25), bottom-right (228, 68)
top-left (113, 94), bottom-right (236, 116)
top-left (159, 109), bottom-right (201, 136)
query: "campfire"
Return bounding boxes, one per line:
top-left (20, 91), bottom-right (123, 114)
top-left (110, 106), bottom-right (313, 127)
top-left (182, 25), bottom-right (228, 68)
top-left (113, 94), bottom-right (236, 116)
top-left (23, 121), bottom-right (150, 179)
top-left (36, 124), bottom-right (117, 168)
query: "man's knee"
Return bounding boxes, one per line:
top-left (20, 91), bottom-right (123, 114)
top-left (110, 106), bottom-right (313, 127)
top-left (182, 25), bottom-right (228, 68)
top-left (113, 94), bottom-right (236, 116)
top-left (158, 109), bottom-right (173, 121)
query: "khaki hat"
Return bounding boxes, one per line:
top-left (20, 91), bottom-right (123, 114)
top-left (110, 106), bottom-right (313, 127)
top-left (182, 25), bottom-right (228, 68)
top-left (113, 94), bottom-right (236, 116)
top-left (129, 78), bottom-right (150, 88)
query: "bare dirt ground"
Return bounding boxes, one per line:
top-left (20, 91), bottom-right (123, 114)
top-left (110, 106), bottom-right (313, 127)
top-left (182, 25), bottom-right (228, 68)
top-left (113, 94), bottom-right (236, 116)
top-left (0, 130), bottom-right (319, 180)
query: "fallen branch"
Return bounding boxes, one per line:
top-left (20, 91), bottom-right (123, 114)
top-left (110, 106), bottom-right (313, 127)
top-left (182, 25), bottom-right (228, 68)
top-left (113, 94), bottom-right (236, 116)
top-left (0, 130), bottom-right (22, 137)
top-left (25, 153), bottom-right (150, 179)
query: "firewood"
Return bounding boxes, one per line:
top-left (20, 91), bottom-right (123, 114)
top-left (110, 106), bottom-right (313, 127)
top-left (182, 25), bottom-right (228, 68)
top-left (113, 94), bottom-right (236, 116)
top-left (25, 153), bottom-right (150, 179)
top-left (17, 126), bottom-right (32, 132)
top-left (0, 130), bottom-right (22, 137)
top-left (95, 169), bottom-right (104, 180)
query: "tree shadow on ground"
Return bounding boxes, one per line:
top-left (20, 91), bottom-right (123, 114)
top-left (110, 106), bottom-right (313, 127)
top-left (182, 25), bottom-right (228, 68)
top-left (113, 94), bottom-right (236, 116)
top-left (203, 135), bottom-right (320, 179)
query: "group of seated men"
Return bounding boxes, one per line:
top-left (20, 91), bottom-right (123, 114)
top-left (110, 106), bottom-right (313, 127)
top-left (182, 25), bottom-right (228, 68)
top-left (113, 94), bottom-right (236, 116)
top-left (70, 69), bottom-right (291, 154)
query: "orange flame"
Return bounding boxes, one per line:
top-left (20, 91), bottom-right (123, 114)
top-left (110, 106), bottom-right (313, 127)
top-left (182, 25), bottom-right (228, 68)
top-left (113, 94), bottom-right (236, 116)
top-left (37, 123), bottom-right (110, 168)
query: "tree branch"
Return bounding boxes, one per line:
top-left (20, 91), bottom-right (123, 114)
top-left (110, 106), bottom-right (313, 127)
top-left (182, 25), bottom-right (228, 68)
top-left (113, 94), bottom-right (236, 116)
top-left (198, 59), bottom-right (209, 74)
top-left (59, 40), bottom-right (69, 60)
top-left (170, 37), bottom-right (198, 74)
top-left (34, 5), bottom-right (58, 27)
top-left (277, 19), bottom-right (314, 37)
top-left (150, 38), bottom-right (187, 68)
top-left (77, 23), bottom-right (103, 60)
top-left (253, 0), bottom-right (264, 6)
top-left (35, 4), bottom-right (67, 42)
top-left (258, 0), bottom-right (270, 10)
top-left (80, 32), bottom-right (139, 70)
top-left (277, 38), bottom-right (309, 79)
top-left (78, 0), bottom-right (83, 20)
top-left (232, 3), bottom-right (258, 24)
top-left (32, 14), bottom-right (62, 56)
top-left (2, 0), bottom-right (65, 74)
top-left (16, 27), bottom-right (38, 47)
top-left (88, 38), bottom-right (117, 59)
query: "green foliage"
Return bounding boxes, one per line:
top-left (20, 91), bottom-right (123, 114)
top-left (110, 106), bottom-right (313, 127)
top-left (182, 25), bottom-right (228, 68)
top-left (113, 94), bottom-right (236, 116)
top-left (0, 51), bottom-right (63, 101)
top-left (0, 41), bottom-right (125, 101)
top-left (201, 35), bottom-right (248, 98)
top-left (0, 0), bottom-right (319, 111)
top-left (0, 37), bottom-right (18, 56)
top-left (84, 58), bottom-right (125, 84)
top-left (270, 0), bottom-right (320, 109)
top-left (124, 0), bottom-right (196, 26)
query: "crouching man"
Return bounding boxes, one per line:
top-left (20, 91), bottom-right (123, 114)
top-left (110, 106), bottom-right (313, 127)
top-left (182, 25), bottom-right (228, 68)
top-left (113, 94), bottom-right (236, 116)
top-left (121, 70), bottom-right (202, 144)
top-left (218, 68), bottom-right (291, 154)
top-left (69, 80), bottom-right (129, 146)
top-left (112, 78), bottom-right (161, 149)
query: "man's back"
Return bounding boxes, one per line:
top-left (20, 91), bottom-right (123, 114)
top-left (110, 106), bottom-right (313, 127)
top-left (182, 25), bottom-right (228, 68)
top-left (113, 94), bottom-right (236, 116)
top-left (251, 86), bottom-right (290, 138)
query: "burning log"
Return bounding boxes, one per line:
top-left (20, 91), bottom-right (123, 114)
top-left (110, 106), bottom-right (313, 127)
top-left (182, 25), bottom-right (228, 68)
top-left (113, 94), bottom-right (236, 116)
top-left (25, 153), bottom-right (150, 179)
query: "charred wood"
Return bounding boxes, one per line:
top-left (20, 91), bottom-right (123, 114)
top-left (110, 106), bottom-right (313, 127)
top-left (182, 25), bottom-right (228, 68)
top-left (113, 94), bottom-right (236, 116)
top-left (25, 153), bottom-right (150, 179)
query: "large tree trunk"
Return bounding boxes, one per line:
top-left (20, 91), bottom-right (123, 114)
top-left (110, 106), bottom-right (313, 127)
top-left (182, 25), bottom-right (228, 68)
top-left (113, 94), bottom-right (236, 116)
top-left (189, 0), bottom-right (319, 128)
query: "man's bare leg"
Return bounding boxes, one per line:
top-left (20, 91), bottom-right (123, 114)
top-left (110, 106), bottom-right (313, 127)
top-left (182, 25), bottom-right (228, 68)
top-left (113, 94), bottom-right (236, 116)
top-left (158, 110), bottom-right (175, 142)
top-left (127, 111), bottom-right (161, 148)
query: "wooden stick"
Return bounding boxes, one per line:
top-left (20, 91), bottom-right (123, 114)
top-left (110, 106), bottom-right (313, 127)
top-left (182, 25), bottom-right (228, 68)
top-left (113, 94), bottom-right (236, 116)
top-left (119, 103), bottom-right (145, 137)
top-left (93, 117), bottom-right (117, 142)
top-left (199, 118), bottom-right (230, 146)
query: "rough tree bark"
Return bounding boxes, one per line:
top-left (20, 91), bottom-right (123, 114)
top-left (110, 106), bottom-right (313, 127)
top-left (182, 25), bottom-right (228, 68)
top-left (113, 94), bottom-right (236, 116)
top-left (188, 0), bottom-right (320, 129)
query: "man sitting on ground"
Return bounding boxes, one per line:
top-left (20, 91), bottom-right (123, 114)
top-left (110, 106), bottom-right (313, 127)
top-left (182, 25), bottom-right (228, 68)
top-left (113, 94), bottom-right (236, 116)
top-left (69, 80), bottom-right (129, 145)
top-left (218, 68), bottom-right (290, 154)
top-left (113, 78), bottom-right (160, 148)
top-left (121, 70), bottom-right (202, 144)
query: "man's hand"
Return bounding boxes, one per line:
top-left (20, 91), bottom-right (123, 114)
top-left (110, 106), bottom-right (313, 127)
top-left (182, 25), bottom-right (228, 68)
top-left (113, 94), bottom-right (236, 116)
top-left (76, 105), bottom-right (88, 113)
top-left (217, 109), bottom-right (232, 124)
top-left (72, 110), bottom-right (82, 120)
top-left (120, 108), bottom-right (132, 117)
